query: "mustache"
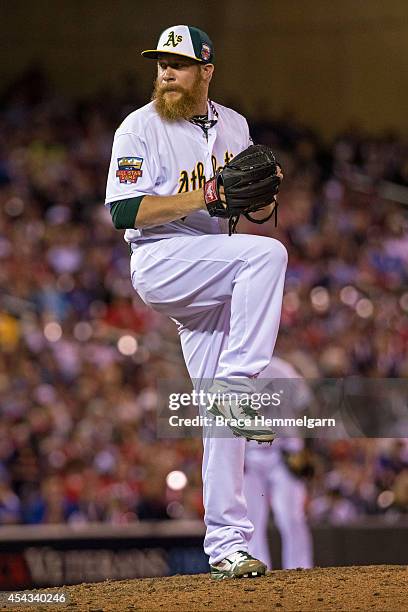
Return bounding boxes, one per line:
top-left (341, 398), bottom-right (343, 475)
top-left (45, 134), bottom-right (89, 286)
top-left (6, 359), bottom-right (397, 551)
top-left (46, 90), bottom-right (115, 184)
top-left (159, 85), bottom-right (185, 93)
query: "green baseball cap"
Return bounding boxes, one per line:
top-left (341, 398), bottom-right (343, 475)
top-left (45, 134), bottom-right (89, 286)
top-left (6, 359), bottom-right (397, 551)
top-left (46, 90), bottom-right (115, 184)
top-left (142, 25), bottom-right (214, 63)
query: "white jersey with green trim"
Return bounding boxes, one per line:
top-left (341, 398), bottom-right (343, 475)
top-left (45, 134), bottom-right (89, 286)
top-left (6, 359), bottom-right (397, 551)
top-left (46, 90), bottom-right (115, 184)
top-left (105, 100), bottom-right (251, 243)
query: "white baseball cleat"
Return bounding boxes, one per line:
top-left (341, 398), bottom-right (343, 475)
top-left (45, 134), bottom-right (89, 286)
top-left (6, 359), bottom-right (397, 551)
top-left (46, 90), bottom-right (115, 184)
top-left (210, 550), bottom-right (267, 580)
top-left (207, 381), bottom-right (276, 443)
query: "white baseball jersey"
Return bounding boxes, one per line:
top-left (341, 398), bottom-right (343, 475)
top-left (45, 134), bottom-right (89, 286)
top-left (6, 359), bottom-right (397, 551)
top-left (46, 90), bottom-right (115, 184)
top-left (105, 100), bottom-right (252, 243)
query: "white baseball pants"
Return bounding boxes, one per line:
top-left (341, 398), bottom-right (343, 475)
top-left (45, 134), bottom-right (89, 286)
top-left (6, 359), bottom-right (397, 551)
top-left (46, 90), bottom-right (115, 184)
top-left (131, 233), bottom-right (287, 564)
top-left (244, 450), bottom-right (313, 569)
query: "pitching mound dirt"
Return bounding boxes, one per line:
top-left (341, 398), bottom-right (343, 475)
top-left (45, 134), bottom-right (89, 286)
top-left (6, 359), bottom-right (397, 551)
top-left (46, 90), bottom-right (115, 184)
top-left (3, 565), bottom-right (407, 612)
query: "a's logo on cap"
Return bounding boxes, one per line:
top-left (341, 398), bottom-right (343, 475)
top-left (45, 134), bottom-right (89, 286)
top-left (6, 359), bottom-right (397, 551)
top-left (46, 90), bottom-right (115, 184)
top-left (163, 31), bottom-right (183, 48)
top-left (201, 43), bottom-right (211, 61)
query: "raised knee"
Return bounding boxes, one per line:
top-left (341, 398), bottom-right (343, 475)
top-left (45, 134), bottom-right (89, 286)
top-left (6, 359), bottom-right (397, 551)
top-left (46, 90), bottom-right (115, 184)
top-left (257, 238), bottom-right (287, 267)
top-left (271, 240), bottom-right (288, 266)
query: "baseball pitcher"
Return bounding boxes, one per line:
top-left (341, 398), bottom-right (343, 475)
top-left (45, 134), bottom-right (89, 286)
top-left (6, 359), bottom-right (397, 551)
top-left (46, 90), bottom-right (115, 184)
top-left (105, 25), bottom-right (287, 579)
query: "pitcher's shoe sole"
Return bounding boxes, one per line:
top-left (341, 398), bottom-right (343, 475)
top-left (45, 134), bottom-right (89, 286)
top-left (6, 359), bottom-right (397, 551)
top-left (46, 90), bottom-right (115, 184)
top-left (208, 403), bottom-right (276, 443)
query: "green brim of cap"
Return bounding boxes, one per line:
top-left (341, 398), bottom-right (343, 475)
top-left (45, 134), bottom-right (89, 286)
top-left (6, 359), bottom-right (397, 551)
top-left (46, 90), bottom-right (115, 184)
top-left (141, 49), bottom-right (204, 62)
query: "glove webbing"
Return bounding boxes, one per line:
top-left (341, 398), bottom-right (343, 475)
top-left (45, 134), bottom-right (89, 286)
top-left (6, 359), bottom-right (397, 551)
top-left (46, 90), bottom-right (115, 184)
top-left (228, 200), bottom-right (279, 236)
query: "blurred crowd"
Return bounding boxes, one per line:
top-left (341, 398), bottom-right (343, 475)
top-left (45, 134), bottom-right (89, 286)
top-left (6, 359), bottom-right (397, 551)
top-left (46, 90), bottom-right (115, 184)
top-left (0, 67), bottom-right (407, 526)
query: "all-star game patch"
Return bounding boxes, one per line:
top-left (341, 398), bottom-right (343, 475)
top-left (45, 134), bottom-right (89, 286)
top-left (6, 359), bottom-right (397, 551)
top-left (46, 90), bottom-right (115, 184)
top-left (201, 43), bottom-right (211, 61)
top-left (116, 157), bottom-right (143, 184)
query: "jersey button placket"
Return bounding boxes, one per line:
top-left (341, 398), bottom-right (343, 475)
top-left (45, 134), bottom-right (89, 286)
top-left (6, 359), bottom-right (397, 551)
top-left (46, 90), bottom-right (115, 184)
top-left (206, 127), bottom-right (217, 178)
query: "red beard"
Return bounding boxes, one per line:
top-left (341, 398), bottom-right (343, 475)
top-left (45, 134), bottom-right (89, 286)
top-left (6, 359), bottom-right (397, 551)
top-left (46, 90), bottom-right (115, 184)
top-left (152, 72), bottom-right (204, 121)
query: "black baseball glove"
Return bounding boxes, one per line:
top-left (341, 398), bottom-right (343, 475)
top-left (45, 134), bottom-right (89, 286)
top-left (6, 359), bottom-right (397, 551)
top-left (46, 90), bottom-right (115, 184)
top-left (281, 448), bottom-right (315, 480)
top-left (203, 144), bottom-right (282, 235)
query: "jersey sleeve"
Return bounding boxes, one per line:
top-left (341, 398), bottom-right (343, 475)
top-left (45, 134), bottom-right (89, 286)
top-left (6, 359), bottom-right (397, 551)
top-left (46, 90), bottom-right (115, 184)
top-left (105, 132), bottom-right (159, 205)
top-left (244, 118), bottom-right (253, 148)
